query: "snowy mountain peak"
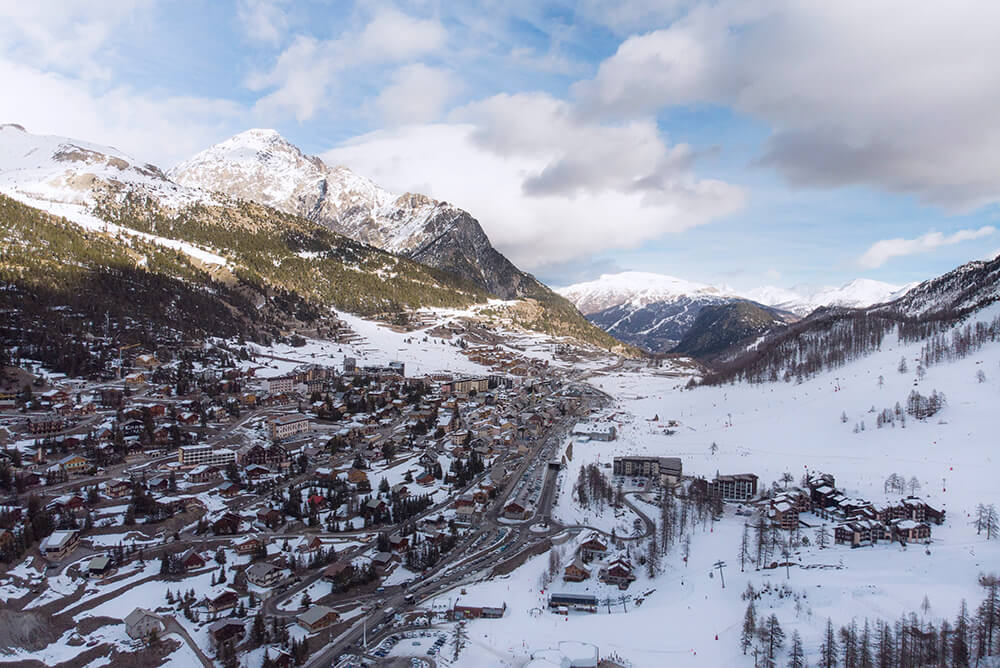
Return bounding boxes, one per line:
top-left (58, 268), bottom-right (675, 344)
top-left (746, 278), bottom-right (916, 315)
top-left (234, 127), bottom-right (283, 141)
top-left (0, 124), bottom-right (198, 208)
top-left (557, 271), bottom-right (735, 315)
top-left (170, 130), bottom-right (539, 299)
top-left (168, 130), bottom-right (395, 221)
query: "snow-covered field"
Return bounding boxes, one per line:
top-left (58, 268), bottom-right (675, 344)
top-left (429, 304), bottom-right (1000, 667)
top-left (241, 317), bottom-right (484, 380)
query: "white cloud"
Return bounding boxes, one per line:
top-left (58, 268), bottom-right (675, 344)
top-left (322, 106), bottom-right (744, 269)
top-left (375, 64), bottom-right (460, 125)
top-left (508, 46), bottom-right (585, 76)
top-left (357, 8), bottom-right (446, 61)
top-left (0, 2), bottom-right (245, 167)
top-left (455, 93), bottom-right (699, 201)
top-left (0, 1), bottom-right (149, 80)
top-left (247, 35), bottom-right (330, 122)
top-left (0, 59), bottom-right (245, 167)
top-left (237, 0), bottom-right (289, 46)
top-left (858, 227), bottom-right (996, 269)
top-left (248, 8), bottom-right (447, 121)
top-left (575, 1), bottom-right (1000, 211)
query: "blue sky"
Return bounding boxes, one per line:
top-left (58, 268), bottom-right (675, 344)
top-left (2, 1), bottom-right (999, 291)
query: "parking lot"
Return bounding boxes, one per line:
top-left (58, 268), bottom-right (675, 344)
top-left (370, 630), bottom-right (450, 661)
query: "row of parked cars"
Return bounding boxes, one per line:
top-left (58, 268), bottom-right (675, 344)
top-left (370, 631), bottom-right (447, 659)
top-left (426, 634), bottom-right (447, 656)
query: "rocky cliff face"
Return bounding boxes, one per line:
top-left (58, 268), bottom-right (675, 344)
top-left (169, 129), bottom-right (541, 299)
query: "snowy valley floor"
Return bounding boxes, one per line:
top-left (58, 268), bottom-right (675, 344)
top-left (429, 305), bottom-right (1000, 667)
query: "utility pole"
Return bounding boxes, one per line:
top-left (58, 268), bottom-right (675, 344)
top-left (713, 560), bottom-right (727, 589)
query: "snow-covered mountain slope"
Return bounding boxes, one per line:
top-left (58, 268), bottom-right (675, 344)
top-left (0, 124), bottom-right (229, 268)
top-left (560, 271), bottom-right (913, 318)
top-left (168, 129), bottom-right (394, 229)
top-left (557, 271), bottom-right (916, 354)
top-left (555, 272), bottom-right (751, 352)
top-left (0, 123), bottom-right (204, 209)
top-left (555, 271), bottom-right (737, 315)
top-left (0, 124), bottom-right (623, 351)
top-left (169, 130), bottom-right (541, 300)
top-left (705, 254), bottom-right (1000, 384)
top-left (874, 256), bottom-right (1000, 318)
top-left (745, 278), bottom-right (916, 316)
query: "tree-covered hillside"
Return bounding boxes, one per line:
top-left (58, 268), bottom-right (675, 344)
top-left (91, 190), bottom-right (491, 316)
top-left (1, 189), bottom-right (632, 361)
top-left (0, 194), bottom-right (288, 375)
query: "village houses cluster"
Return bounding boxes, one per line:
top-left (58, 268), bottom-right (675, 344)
top-left (0, 326), bottom-right (602, 664)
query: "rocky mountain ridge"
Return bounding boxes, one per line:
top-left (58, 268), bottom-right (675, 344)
top-left (169, 129), bottom-right (539, 300)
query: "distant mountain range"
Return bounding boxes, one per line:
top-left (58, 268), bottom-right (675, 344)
top-left (558, 271), bottom-right (915, 354)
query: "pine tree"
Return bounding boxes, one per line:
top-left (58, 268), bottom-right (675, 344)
top-left (874, 621), bottom-right (893, 668)
top-left (858, 619), bottom-right (873, 668)
top-left (816, 525), bottom-right (830, 550)
top-left (646, 528), bottom-right (660, 578)
top-left (953, 599), bottom-right (971, 667)
top-left (819, 618), bottom-right (839, 668)
top-left (764, 614), bottom-right (785, 667)
top-left (986, 504), bottom-right (1000, 540)
top-left (788, 630), bottom-right (806, 668)
top-left (756, 520), bottom-right (770, 567)
top-left (742, 600), bottom-right (757, 655)
top-left (974, 503), bottom-right (987, 534)
top-left (977, 573), bottom-right (999, 657)
top-left (251, 612), bottom-right (266, 647)
top-left (660, 491), bottom-right (675, 552)
top-left (739, 523), bottom-right (751, 572)
top-left (839, 620), bottom-right (858, 668)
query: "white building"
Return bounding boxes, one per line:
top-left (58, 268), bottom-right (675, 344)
top-left (178, 444), bottom-right (237, 468)
top-left (269, 414), bottom-right (311, 441)
top-left (124, 608), bottom-right (163, 640)
top-left (39, 530), bottom-right (80, 561)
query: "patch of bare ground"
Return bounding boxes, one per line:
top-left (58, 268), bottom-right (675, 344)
top-left (74, 616), bottom-right (120, 636)
top-left (0, 609), bottom-right (63, 654)
top-left (0, 638), bottom-right (182, 668)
